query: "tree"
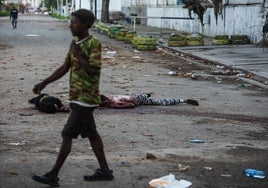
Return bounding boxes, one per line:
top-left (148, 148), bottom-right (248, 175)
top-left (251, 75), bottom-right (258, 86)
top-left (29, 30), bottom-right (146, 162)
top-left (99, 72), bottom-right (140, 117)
top-left (43, 0), bottom-right (57, 12)
top-left (101, 0), bottom-right (110, 22)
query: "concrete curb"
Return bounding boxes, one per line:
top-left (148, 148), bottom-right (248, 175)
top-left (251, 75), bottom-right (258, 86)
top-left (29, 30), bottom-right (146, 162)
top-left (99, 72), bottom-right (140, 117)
top-left (157, 44), bottom-right (268, 90)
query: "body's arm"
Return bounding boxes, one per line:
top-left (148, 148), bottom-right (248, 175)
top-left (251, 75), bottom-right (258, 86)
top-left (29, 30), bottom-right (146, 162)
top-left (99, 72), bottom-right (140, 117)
top-left (33, 61), bottom-right (70, 94)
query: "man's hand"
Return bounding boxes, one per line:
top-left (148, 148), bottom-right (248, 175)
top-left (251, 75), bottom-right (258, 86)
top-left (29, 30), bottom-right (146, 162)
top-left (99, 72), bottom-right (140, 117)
top-left (33, 82), bottom-right (46, 94)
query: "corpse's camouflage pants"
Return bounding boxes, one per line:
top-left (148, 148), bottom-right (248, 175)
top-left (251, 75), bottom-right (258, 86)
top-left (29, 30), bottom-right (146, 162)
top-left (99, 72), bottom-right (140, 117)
top-left (130, 94), bottom-right (183, 106)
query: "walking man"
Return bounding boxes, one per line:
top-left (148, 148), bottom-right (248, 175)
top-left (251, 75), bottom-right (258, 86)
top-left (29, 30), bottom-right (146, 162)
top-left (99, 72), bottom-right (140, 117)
top-left (32, 9), bottom-right (114, 187)
top-left (10, 6), bottom-right (18, 29)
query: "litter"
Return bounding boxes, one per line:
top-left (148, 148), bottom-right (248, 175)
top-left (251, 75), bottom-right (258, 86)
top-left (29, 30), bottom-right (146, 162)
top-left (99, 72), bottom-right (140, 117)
top-left (244, 168), bottom-right (266, 179)
top-left (191, 74), bottom-right (197, 80)
top-left (118, 161), bottom-right (132, 167)
top-left (19, 113), bottom-right (33, 116)
top-left (132, 56), bottom-right (141, 59)
top-left (220, 174), bottom-right (232, 177)
top-left (216, 65), bottom-right (225, 69)
top-left (7, 141), bottom-right (28, 146)
top-left (169, 164), bottom-right (190, 172)
top-left (104, 51), bottom-right (117, 59)
top-left (189, 139), bottom-right (205, 143)
top-left (148, 174), bottom-right (192, 188)
top-left (204, 167), bottom-right (213, 171)
top-left (168, 71), bottom-right (179, 76)
top-left (146, 153), bottom-right (157, 160)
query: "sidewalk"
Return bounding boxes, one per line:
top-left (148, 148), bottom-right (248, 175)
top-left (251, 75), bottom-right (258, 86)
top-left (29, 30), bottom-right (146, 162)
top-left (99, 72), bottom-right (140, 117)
top-left (158, 41), bottom-right (268, 87)
top-left (131, 23), bottom-right (268, 86)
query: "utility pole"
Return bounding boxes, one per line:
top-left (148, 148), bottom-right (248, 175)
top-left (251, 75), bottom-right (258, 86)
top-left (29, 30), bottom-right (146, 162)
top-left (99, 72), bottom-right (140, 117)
top-left (60, 0), bottom-right (63, 16)
top-left (57, 0), bottom-right (59, 15)
top-left (95, 0), bottom-right (97, 19)
top-left (90, 0), bottom-right (93, 11)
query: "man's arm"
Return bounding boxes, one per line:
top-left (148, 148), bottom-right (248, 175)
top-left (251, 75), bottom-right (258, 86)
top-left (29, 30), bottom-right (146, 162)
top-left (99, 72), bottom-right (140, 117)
top-left (33, 61), bottom-right (70, 94)
top-left (70, 41), bottom-right (100, 75)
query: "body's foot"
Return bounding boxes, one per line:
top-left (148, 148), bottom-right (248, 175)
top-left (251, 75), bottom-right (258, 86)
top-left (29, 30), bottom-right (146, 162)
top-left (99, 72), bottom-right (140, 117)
top-left (186, 99), bottom-right (199, 106)
top-left (84, 168), bottom-right (114, 181)
top-left (32, 172), bottom-right (59, 187)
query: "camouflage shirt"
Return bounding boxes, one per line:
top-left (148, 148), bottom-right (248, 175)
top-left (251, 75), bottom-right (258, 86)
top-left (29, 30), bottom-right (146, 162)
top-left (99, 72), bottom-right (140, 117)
top-left (65, 36), bottom-right (102, 105)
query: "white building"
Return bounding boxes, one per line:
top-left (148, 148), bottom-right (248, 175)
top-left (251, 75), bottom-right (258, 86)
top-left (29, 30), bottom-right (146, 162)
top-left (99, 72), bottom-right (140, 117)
top-left (121, 0), bottom-right (268, 43)
top-left (4, 0), bottom-right (42, 11)
top-left (73, 0), bottom-right (121, 19)
top-left (26, 0), bottom-right (42, 9)
top-left (71, 0), bottom-right (267, 43)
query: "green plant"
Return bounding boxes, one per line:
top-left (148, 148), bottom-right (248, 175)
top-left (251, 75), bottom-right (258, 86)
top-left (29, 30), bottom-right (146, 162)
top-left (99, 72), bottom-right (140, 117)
top-left (0, 11), bottom-right (9, 17)
top-left (50, 13), bottom-right (70, 19)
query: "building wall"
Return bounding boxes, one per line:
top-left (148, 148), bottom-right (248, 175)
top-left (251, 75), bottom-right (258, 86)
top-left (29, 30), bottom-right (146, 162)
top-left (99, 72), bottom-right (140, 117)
top-left (74, 0), bottom-right (121, 19)
top-left (122, 0), bottom-right (268, 43)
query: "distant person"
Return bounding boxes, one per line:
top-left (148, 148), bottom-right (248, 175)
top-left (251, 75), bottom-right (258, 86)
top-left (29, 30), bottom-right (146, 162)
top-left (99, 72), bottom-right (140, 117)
top-left (31, 9), bottom-right (114, 187)
top-left (10, 6), bottom-right (18, 29)
top-left (29, 94), bottom-right (70, 113)
top-left (100, 93), bottom-right (199, 108)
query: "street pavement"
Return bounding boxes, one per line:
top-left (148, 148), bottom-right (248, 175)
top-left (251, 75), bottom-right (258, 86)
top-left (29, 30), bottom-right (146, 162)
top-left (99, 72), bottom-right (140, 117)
top-left (2, 15), bottom-right (267, 87)
top-left (1, 14), bottom-right (268, 188)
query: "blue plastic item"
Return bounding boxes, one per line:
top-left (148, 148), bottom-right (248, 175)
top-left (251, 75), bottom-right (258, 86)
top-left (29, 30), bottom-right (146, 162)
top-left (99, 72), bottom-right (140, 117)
top-left (188, 139), bottom-right (205, 143)
top-left (244, 169), bottom-right (266, 179)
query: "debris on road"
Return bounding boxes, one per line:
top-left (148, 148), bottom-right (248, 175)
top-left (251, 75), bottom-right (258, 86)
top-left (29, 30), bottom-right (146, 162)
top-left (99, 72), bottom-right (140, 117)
top-left (104, 51), bottom-right (117, 59)
top-left (189, 139), bottom-right (205, 143)
top-left (170, 164), bottom-right (190, 172)
top-left (148, 174), bottom-right (192, 188)
top-left (204, 167), bottom-right (213, 171)
top-left (146, 153), bottom-right (157, 160)
top-left (243, 169), bottom-right (266, 179)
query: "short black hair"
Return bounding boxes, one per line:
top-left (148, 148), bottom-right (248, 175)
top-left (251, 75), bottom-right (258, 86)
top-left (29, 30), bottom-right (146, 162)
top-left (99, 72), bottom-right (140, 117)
top-left (71, 9), bottom-right (95, 28)
top-left (100, 95), bottom-right (108, 102)
top-left (39, 103), bottom-right (57, 114)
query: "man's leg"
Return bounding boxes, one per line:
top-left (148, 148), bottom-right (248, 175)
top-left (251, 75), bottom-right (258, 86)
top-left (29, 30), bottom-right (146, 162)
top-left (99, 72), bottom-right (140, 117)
top-left (11, 18), bottom-right (15, 28)
top-left (84, 132), bottom-right (114, 181)
top-left (32, 137), bottom-right (72, 186)
top-left (49, 136), bottom-right (72, 177)
top-left (88, 132), bottom-right (109, 172)
top-left (14, 18), bottom-right (17, 28)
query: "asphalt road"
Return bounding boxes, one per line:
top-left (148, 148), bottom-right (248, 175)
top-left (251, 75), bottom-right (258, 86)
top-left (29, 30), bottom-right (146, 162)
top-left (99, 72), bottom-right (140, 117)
top-left (0, 14), bottom-right (268, 188)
